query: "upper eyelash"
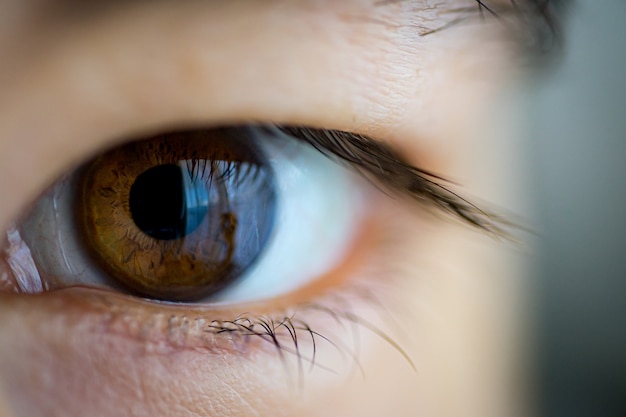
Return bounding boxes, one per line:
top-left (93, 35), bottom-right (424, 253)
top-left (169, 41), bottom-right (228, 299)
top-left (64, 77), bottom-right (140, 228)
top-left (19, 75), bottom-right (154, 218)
top-left (278, 126), bottom-right (512, 237)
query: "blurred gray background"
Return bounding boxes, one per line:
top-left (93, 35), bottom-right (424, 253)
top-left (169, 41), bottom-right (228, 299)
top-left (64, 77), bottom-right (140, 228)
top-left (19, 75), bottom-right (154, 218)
top-left (528, 1), bottom-right (626, 416)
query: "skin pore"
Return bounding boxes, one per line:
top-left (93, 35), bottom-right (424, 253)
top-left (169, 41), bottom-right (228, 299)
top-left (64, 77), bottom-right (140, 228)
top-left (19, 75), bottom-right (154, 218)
top-left (0, 1), bottom-right (532, 416)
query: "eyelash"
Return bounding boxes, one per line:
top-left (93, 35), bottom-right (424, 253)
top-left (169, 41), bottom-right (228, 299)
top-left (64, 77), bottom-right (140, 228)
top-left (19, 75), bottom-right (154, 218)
top-left (206, 295), bottom-right (416, 381)
top-left (280, 126), bottom-right (512, 237)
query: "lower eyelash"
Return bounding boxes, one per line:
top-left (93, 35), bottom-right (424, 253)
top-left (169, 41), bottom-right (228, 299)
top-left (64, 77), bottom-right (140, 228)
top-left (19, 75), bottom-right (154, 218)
top-left (205, 296), bottom-right (416, 383)
top-left (1, 213), bottom-right (416, 382)
top-left (62, 276), bottom-right (415, 383)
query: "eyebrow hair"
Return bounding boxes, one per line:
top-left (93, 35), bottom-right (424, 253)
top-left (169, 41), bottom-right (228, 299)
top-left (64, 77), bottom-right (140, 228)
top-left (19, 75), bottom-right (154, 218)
top-left (374, 0), bottom-right (564, 56)
top-left (278, 126), bottom-right (510, 236)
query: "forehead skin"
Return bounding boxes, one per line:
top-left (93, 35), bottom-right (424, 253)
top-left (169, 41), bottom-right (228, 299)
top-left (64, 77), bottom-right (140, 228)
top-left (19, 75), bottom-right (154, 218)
top-left (0, 1), bottom-right (529, 417)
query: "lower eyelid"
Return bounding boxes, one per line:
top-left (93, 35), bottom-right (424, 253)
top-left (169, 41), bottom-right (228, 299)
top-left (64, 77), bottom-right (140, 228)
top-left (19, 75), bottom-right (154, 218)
top-left (0, 192), bottom-right (390, 348)
top-left (0, 193), bottom-right (423, 417)
top-left (0, 281), bottom-right (393, 415)
top-left (0, 243), bottom-right (390, 381)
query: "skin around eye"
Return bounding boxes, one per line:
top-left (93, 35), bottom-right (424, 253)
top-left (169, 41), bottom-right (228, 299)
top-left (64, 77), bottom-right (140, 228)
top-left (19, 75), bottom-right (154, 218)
top-left (0, 1), bottom-right (531, 417)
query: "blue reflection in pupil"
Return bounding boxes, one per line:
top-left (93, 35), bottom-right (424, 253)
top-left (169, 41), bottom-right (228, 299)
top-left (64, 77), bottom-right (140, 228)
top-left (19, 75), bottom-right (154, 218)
top-left (129, 164), bottom-right (208, 240)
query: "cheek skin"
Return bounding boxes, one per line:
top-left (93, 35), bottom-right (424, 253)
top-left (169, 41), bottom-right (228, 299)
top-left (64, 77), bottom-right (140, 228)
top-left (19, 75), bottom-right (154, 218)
top-left (0, 2), bottom-right (528, 417)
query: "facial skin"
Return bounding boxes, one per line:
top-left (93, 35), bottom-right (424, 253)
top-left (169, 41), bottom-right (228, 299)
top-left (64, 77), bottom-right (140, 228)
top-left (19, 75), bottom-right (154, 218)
top-left (0, 1), bottom-right (531, 416)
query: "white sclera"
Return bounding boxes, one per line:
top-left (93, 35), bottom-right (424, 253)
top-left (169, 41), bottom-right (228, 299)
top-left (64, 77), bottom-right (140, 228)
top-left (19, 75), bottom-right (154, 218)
top-left (213, 127), bottom-right (366, 303)
top-left (17, 126), bottom-right (366, 303)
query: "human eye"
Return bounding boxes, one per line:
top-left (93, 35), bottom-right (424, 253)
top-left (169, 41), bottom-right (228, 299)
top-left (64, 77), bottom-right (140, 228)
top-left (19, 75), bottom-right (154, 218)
top-left (9, 121), bottom-right (506, 302)
top-left (10, 125), bottom-right (373, 304)
top-left (0, 1), bottom-right (549, 417)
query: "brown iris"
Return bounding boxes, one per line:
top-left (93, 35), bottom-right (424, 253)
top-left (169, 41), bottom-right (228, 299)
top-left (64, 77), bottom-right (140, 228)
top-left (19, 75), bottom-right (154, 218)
top-left (78, 128), bottom-right (276, 301)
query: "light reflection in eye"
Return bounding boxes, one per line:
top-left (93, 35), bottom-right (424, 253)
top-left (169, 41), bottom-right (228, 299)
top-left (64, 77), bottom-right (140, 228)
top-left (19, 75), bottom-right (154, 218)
top-left (8, 125), bottom-right (367, 304)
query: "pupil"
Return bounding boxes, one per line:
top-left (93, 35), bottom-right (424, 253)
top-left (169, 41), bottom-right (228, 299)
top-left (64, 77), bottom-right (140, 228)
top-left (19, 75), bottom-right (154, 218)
top-left (129, 164), bottom-right (208, 240)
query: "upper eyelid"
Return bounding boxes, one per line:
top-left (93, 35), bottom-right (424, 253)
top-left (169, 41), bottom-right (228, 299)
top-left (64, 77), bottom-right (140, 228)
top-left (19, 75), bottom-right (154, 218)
top-left (0, 2), bottom-right (391, 226)
top-left (0, 0), bottom-right (529, 233)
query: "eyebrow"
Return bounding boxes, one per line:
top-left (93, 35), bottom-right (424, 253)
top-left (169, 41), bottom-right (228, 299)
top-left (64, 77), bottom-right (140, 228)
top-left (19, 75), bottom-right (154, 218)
top-left (373, 0), bottom-right (560, 52)
top-left (278, 126), bottom-right (509, 235)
